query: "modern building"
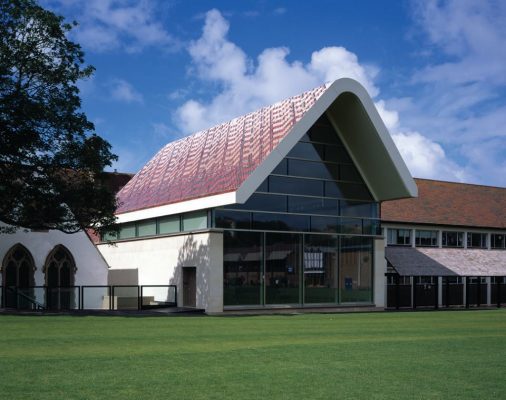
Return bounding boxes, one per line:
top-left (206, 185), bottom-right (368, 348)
top-left (382, 179), bottom-right (506, 309)
top-left (97, 78), bottom-right (418, 313)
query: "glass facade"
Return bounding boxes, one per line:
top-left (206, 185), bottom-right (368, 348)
top-left (442, 231), bottom-right (464, 247)
top-left (415, 230), bottom-right (438, 247)
top-left (387, 229), bottom-right (411, 246)
top-left (467, 232), bottom-right (487, 248)
top-left (217, 114), bottom-right (378, 307)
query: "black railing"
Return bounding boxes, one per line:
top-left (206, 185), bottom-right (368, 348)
top-left (1, 285), bottom-right (177, 311)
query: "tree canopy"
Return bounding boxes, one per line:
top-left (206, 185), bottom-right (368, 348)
top-left (0, 0), bottom-right (118, 233)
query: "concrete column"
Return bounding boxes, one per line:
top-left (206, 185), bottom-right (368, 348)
top-left (411, 229), bottom-right (416, 247)
top-left (373, 238), bottom-right (386, 308)
top-left (486, 277), bottom-right (492, 305)
top-left (438, 230), bottom-right (443, 248)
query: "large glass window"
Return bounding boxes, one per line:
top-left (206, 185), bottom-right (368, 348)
top-left (491, 233), bottom-right (506, 249)
top-left (304, 235), bottom-right (338, 304)
top-left (119, 223), bottom-right (136, 239)
top-left (387, 229), bottom-right (411, 246)
top-left (467, 233), bottom-right (487, 248)
top-left (265, 233), bottom-right (301, 305)
top-left (442, 231), bottom-right (464, 247)
top-left (223, 231), bottom-right (262, 306)
top-left (415, 230), bottom-right (438, 247)
top-left (339, 236), bottom-right (373, 303)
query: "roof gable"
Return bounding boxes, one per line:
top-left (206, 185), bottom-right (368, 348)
top-left (116, 79), bottom-right (417, 222)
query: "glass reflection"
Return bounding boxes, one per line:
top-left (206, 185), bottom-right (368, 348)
top-left (304, 235), bottom-right (338, 304)
top-left (339, 236), bottom-right (372, 303)
top-left (223, 231), bottom-right (262, 306)
top-left (265, 233), bottom-right (301, 304)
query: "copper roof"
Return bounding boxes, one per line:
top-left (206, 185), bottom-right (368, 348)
top-left (116, 84), bottom-right (329, 214)
top-left (382, 179), bottom-right (506, 229)
top-left (386, 247), bottom-right (506, 276)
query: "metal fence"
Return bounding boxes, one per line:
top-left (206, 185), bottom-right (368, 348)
top-left (1, 285), bottom-right (177, 311)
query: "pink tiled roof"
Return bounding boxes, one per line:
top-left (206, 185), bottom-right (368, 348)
top-left (116, 84), bottom-right (329, 214)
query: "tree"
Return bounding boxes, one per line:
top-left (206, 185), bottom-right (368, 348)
top-left (0, 0), bottom-right (118, 234)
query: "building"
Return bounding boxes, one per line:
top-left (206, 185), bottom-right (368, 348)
top-left (97, 78), bottom-right (418, 313)
top-left (382, 179), bottom-right (506, 309)
top-left (0, 172), bottom-right (132, 309)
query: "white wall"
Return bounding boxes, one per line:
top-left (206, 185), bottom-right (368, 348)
top-left (0, 225), bottom-right (109, 286)
top-left (97, 231), bottom-right (224, 313)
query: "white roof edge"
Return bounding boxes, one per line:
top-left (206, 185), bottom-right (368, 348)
top-left (116, 191), bottom-right (237, 223)
top-left (237, 78), bottom-right (417, 203)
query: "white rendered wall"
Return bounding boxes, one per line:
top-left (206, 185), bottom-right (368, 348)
top-left (374, 237), bottom-right (386, 308)
top-left (97, 231), bottom-right (224, 313)
top-left (0, 225), bottom-right (109, 287)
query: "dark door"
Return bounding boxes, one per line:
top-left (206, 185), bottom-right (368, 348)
top-left (183, 267), bottom-right (197, 307)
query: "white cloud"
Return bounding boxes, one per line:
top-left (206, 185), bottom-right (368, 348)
top-left (109, 79), bottom-right (143, 103)
top-left (176, 9), bottom-right (379, 133)
top-left (45, 0), bottom-right (178, 53)
top-left (174, 9), bottom-right (467, 185)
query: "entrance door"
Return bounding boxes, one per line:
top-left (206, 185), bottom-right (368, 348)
top-left (183, 267), bottom-right (197, 307)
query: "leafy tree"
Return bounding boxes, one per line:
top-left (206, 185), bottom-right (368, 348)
top-left (0, 0), bottom-right (118, 234)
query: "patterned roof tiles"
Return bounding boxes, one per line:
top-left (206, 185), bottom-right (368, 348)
top-left (116, 84), bottom-right (328, 214)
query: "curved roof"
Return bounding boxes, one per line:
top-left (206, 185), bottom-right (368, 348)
top-left (117, 84), bottom-right (328, 215)
top-left (117, 79), bottom-right (416, 221)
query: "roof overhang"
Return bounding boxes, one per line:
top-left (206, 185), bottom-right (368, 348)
top-left (237, 78), bottom-right (417, 203)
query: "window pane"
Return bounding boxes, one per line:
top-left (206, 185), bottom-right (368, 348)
top-left (340, 218), bottom-right (363, 235)
top-left (311, 216), bottom-right (339, 233)
top-left (265, 233), bottom-right (301, 305)
top-left (215, 210), bottom-right (251, 230)
top-left (306, 116), bottom-right (343, 145)
top-left (340, 201), bottom-right (378, 218)
top-left (340, 164), bottom-right (362, 182)
top-left (183, 211), bottom-right (207, 231)
top-left (340, 236), bottom-right (373, 303)
top-left (288, 159), bottom-right (339, 181)
top-left (415, 230), bottom-right (438, 247)
top-left (158, 215), bottom-right (180, 234)
top-left (269, 176), bottom-right (323, 197)
top-left (442, 231), bottom-right (463, 247)
top-left (467, 233), bottom-right (487, 248)
top-left (288, 196), bottom-right (338, 215)
top-left (271, 159), bottom-right (287, 175)
top-left (223, 231), bottom-right (262, 306)
top-left (324, 146), bottom-right (352, 163)
top-left (491, 234), bottom-right (505, 249)
top-left (304, 235), bottom-right (338, 304)
top-left (231, 193), bottom-right (286, 212)
top-left (388, 229), bottom-right (411, 245)
top-left (287, 142), bottom-right (325, 161)
top-left (119, 223), bottom-right (136, 239)
top-left (137, 219), bottom-right (156, 237)
top-left (252, 212), bottom-right (309, 232)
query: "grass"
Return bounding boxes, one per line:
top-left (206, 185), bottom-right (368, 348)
top-left (1, 310), bottom-right (506, 399)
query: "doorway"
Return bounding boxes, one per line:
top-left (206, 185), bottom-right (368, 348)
top-left (182, 267), bottom-right (197, 307)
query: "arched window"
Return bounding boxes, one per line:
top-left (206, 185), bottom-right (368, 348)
top-left (2, 244), bottom-right (35, 288)
top-left (44, 245), bottom-right (76, 287)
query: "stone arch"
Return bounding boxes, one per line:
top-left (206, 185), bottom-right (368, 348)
top-left (44, 245), bottom-right (76, 287)
top-left (2, 244), bottom-right (35, 288)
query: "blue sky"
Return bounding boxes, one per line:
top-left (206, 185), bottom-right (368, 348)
top-left (43, 0), bottom-right (506, 187)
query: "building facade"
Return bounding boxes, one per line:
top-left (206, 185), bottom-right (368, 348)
top-left (98, 79), bottom-right (417, 313)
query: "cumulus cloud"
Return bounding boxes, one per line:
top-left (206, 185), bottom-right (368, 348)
top-left (174, 9), bottom-right (466, 185)
top-left (176, 9), bottom-right (379, 133)
top-left (109, 79), bottom-right (143, 103)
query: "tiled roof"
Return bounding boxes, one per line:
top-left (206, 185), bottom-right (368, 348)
top-left (381, 178), bottom-right (506, 229)
top-left (116, 84), bottom-right (329, 214)
top-left (386, 247), bottom-right (506, 276)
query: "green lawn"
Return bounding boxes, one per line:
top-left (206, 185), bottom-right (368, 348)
top-left (1, 310), bottom-right (506, 399)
